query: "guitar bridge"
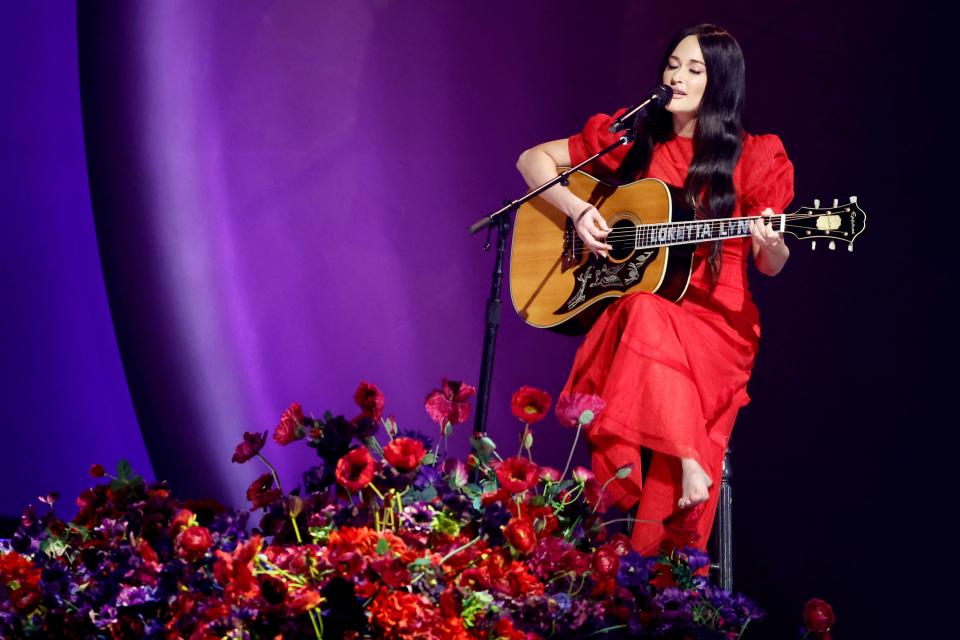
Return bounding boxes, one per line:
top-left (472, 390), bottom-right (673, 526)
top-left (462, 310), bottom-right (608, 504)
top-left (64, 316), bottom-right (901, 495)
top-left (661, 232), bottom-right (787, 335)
top-left (561, 217), bottom-right (579, 272)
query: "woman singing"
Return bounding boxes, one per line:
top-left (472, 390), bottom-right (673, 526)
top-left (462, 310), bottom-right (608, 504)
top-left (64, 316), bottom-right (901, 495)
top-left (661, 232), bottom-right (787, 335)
top-left (515, 23), bottom-right (794, 554)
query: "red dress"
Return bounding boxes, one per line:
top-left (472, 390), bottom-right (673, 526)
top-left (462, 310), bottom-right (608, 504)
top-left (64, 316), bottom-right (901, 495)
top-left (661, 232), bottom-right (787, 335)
top-left (563, 110), bottom-right (794, 554)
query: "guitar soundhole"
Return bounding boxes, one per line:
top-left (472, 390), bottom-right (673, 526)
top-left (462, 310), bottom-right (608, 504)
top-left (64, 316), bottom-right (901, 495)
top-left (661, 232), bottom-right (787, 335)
top-left (608, 219), bottom-right (636, 261)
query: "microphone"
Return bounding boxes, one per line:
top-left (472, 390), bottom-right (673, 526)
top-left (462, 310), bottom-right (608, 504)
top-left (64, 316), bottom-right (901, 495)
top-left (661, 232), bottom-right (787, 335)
top-left (608, 85), bottom-right (674, 133)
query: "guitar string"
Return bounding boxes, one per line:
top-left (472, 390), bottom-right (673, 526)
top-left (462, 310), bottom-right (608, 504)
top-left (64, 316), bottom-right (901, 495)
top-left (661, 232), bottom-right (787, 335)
top-left (568, 219), bottom-right (852, 244)
top-left (570, 224), bottom-right (850, 250)
top-left (565, 212), bottom-right (853, 241)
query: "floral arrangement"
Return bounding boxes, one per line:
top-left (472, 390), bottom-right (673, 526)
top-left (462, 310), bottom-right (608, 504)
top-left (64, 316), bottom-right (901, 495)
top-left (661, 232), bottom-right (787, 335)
top-left (0, 380), bottom-right (776, 639)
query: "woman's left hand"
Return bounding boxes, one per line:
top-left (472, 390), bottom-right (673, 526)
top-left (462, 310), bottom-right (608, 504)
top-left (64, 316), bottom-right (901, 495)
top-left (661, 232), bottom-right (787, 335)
top-left (750, 207), bottom-right (790, 276)
top-left (749, 208), bottom-right (786, 255)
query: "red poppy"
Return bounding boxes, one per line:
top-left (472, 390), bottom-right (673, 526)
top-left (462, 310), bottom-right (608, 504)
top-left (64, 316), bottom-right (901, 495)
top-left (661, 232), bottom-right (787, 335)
top-left (803, 598), bottom-right (836, 638)
top-left (246, 472), bottom-right (281, 509)
top-left (178, 525), bottom-right (213, 561)
top-left (231, 431), bottom-right (267, 463)
top-left (354, 381), bottom-right (385, 423)
top-left (213, 535), bottom-right (262, 604)
top-left (424, 378), bottom-right (476, 428)
top-left (554, 392), bottom-right (606, 428)
top-left (335, 447), bottom-right (377, 492)
top-left (273, 402), bottom-right (305, 446)
top-left (510, 386), bottom-right (552, 424)
top-left (503, 518), bottom-right (537, 554)
top-left (496, 457), bottom-right (539, 494)
top-left (383, 437), bottom-right (426, 472)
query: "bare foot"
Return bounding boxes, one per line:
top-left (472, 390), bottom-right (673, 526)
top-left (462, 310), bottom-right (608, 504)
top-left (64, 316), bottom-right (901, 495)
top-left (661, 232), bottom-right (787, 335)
top-left (678, 457), bottom-right (713, 509)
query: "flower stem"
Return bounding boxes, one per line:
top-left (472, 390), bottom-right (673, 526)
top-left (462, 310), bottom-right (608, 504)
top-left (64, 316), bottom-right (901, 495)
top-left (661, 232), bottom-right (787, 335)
top-left (256, 453), bottom-right (285, 495)
top-left (559, 424), bottom-right (582, 483)
top-left (309, 608), bottom-right (323, 639)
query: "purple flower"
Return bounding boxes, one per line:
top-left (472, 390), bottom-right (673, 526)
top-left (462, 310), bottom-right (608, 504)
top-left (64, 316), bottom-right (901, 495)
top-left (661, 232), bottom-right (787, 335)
top-left (617, 551), bottom-right (653, 587)
top-left (400, 503), bottom-right (436, 534)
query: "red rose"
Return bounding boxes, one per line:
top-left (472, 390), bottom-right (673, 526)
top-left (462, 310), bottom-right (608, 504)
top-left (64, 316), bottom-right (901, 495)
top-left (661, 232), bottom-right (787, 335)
top-left (510, 386), bottom-right (552, 424)
top-left (231, 431), bottom-right (267, 463)
top-left (496, 457), bottom-right (539, 494)
top-left (503, 518), bottom-right (537, 554)
top-left (606, 533), bottom-right (634, 556)
top-left (353, 381), bottom-right (385, 423)
top-left (246, 472), bottom-right (282, 509)
top-left (591, 546), bottom-right (621, 579)
top-left (273, 402), bottom-right (305, 446)
top-left (803, 598), bottom-right (836, 635)
top-left (554, 392), bottom-right (606, 428)
top-left (178, 525), bottom-right (213, 561)
top-left (424, 378), bottom-right (476, 428)
top-left (383, 437), bottom-right (426, 472)
top-left (335, 447), bottom-right (376, 492)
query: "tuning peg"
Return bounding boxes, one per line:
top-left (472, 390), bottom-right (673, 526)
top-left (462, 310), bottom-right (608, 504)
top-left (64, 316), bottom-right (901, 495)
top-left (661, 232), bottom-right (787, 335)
top-left (850, 196), bottom-right (857, 203)
top-left (848, 244), bottom-right (854, 252)
top-left (811, 241), bottom-right (816, 250)
top-left (832, 198), bottom-right (838, 208)
top-left (828, 240), bottom-right (836, 250)
top-left (813, 198), bottom-right (820, 208)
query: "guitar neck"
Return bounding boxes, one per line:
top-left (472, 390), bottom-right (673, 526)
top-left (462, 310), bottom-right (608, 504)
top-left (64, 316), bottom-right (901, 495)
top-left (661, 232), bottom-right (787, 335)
top-left (635, 214), bottom-right (785, 249)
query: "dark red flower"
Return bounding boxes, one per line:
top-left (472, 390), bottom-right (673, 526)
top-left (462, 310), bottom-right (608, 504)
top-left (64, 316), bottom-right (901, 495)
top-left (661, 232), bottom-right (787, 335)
top-left (246, 472), bottom-right (282, 509)
top-left (496, 457), bottom-right (539, 494)
top-left (554, 392), bottom-right (606, 428)
top-left (335, 447), bottom-right (377, 492)
top-left (804, 598), bottom-right (836, 636)
top-left (273, 402), bottom-right (305, 446)
top-left (591, 546), bottom-right (621, 579)
top-left (354, 381), bottom-right (385, 423)
top-left (383, 437), bottom-right (426, 472)
top-left (503, 518), bottom-right (537, 554)
top-left (606, 533), bottom-right (634, 556)
top-left (0, 552), bottom-right (41, 612)
top-left (88, 463), bottom-right (106, 478)
top-left (258, 574), bottom-right (288, 606)
top-left (424, 378), bottom-right (476, 428)
top-left (231, 431), bottom-right (267, 463)
top-left (178, 525), bottom-right (213, 561)
top-left (510, 386), bottom-right (552, 424)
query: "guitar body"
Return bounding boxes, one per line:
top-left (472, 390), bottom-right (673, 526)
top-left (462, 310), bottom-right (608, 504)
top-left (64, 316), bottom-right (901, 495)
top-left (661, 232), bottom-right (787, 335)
top-left (510, 172), bottom-right (697, 335)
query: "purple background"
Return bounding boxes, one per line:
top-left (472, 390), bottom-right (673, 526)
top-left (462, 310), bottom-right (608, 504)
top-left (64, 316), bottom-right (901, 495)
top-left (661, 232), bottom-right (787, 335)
top-left (1, 1), bottom-right (938, 637)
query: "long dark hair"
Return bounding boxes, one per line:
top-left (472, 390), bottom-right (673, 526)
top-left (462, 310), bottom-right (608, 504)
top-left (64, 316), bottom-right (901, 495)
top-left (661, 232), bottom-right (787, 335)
top-left (619, 24), bottom-right (746, 280)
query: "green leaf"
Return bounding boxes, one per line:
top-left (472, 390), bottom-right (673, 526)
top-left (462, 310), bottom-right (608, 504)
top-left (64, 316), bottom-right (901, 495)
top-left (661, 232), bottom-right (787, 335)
top-left (422, 452), bottom-right (437, 465)
top-left (116, 459), bottom-right (132, 482)
top-left (375, 538), bottom-right (389, 555)
top-left (470, 436), bottom-right (497, 457)
top-left (40, 536), bottom-right (68, 558)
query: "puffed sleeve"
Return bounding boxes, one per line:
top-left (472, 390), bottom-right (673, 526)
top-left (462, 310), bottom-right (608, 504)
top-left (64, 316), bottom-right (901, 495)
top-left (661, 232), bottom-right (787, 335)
top-left (739, 134), bottom-right (795, 216)
top-left (567, 107), bottom-right (633, 178)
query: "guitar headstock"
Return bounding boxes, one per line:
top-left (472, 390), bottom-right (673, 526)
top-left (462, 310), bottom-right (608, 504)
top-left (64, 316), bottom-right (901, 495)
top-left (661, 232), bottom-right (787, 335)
top-left (780, 197), bottom-right (867, 252)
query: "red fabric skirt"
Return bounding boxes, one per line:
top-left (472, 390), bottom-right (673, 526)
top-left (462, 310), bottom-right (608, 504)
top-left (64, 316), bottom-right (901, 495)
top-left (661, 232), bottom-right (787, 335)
top-left (562, 247), bottom-right (760, 555)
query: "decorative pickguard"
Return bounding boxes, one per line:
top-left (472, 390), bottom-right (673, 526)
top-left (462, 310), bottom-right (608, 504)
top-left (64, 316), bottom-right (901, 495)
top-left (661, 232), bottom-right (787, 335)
top-left (556, 249), bottom-right (658, 313)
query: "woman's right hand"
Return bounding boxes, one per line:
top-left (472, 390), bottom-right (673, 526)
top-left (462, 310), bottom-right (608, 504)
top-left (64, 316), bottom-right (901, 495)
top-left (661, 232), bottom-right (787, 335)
top-left (573, 205), bottom-right (612, 258)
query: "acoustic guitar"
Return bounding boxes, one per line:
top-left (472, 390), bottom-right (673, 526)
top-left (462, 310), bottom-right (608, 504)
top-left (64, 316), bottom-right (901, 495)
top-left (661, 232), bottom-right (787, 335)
top-left (509, 170), bottom-right (867, 335)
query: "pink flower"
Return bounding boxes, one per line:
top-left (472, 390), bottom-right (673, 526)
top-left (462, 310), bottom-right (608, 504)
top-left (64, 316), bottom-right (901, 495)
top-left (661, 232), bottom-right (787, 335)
top-left (554, 392), bottom-right (606, 428)
top-left (424, 378), bottom-right (476, 428)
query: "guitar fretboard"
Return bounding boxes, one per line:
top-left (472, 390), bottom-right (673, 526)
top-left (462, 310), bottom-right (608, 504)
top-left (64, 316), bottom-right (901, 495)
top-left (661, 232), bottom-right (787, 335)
top-left (634, 215), bottom-right (786, 249)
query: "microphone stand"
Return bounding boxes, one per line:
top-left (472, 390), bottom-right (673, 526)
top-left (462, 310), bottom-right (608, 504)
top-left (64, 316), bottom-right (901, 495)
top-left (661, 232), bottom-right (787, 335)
top-left (466, 125), bottom-right (643, 448)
